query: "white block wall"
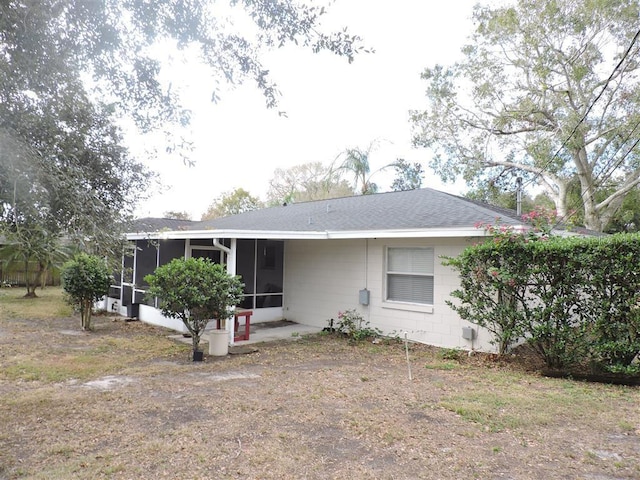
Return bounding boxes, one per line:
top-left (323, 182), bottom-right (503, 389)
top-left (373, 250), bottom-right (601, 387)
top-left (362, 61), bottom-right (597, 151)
top-left (283, 237), bottom-right (495, 352)
top-left (101, 296), bottom-right (188, 333)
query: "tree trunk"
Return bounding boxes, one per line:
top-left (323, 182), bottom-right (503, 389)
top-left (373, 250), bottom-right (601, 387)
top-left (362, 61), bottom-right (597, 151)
top-left (582, 192), bottom-right (602, 232)
top-left (81, 299), bottom-right (93, 330)
top-left (574, 144), bottom-right (603, 232)
top-left (39, 261), bottom-right (48, 289)
top-left (191, 332), bottom-right (201, 357)
top-left (23, 259), bottom-right (38, 298)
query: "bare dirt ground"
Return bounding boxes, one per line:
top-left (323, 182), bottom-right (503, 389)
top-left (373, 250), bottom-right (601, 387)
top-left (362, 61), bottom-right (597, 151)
top-left (1, 311), bottom-right (639, 479)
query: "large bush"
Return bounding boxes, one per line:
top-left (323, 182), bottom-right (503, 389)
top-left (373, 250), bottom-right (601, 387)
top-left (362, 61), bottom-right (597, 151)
top-left (444, 228), bottom-right (533, 355)
top-left (446, 227), bottom-right (640, 374)
top-left (145, 257), bottom-right (244, 360)
top-left (61, 253), bottom-right (112, 330)
top-left (581, 236), bottom-right (640, 372)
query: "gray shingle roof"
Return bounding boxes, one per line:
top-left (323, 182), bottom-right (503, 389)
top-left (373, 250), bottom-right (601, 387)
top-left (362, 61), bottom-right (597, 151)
top-left (130, 217), bottom-right (197, 233)
top-left (128, 189), bottom-right (602, 238)
top-left (170, 188), bottom-right (524, 233)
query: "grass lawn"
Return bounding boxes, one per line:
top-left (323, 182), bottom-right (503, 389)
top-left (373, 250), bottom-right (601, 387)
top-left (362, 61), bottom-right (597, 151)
top-left (0, 287), bottom-right (639, 479)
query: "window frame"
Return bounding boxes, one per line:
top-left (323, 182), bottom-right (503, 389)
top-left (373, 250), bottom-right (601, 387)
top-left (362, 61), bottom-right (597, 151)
top-left (383, 246), bottom-right (435, 312)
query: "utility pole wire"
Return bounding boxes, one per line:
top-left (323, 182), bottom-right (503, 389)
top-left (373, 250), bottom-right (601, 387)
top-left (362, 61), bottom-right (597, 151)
top-left (522, 27), bottom-right (640, 194)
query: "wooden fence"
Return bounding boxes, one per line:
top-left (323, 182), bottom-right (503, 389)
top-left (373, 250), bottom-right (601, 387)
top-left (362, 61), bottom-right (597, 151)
top-left (0, 268), bottom-right (60, 287)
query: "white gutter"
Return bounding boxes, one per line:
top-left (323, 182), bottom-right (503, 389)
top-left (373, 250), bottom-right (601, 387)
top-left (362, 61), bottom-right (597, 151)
top-left (127, 229), bottom-right (328, 241)
top-left (325, 228), bottom-right (496, 239)
top-left (126, 226), bottom-right (521, 241)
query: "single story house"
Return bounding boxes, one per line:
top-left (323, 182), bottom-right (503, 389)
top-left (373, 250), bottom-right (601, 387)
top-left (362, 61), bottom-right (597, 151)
top-left (106, 188), bottom-right (563, 351)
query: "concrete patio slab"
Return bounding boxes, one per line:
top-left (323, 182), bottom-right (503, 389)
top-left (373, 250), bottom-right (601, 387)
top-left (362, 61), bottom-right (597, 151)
top-left (169, 321), bottom-right (322, 348)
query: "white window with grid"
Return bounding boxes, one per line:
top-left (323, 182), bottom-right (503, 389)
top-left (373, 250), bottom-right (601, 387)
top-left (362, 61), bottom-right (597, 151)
top-left (385, 247), bottom-right (434, 305)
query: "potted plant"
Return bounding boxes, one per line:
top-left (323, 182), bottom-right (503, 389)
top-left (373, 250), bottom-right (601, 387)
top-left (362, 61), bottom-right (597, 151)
top-left (145, 257), bottom-right (244, 361)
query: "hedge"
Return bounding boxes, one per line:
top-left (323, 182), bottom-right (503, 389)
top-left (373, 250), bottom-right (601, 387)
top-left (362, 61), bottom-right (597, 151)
top-left (445, 231), bottom-right (640, 374)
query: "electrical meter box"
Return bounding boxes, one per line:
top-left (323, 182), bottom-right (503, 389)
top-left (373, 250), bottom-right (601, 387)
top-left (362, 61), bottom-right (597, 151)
top-left (359, 288), bottom-right (370, 305)
top-left (462, 326), bottom-right (476, 340)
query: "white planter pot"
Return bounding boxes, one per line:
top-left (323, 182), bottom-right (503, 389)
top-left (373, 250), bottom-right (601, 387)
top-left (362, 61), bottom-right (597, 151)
top-left (207, 330), bottom-right (229, 356)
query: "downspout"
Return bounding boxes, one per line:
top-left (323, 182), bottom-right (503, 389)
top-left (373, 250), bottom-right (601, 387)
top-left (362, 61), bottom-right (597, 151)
top-left (213, 238), bottom-right (231, 259)
top-left (364, 238), bottom-right (369, 290)
top-left (213, 238), bottom-right (237, 345)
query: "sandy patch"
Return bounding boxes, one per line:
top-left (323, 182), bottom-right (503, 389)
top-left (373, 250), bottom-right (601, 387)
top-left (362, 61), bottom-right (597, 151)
top-left (81, 375), bottom-right (135, 390)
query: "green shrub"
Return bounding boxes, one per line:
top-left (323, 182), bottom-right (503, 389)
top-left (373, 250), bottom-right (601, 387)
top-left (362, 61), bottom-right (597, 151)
top-left (522, 238), bottom-right (589, 370)
top-left (439, 348), bottom-right (463, 361)
top-left (445, 224), bottom-right (640, 374)
top-left (144, 257), bottom-right (244, 359)
top-left (61, 254), bottom-right (112, 331)
top-left (581, 235), bottom-right (640, 372)
top-left (444, 234), bottom-right (532, 355)
top-left (333, 309), bottom-right (381, 342)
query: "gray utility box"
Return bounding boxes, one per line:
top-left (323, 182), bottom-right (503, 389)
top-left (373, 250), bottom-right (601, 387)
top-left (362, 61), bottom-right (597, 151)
top-left (462, 326), bottom-right (476, 340)
top-left (359, 288), bottom-right (370, 305)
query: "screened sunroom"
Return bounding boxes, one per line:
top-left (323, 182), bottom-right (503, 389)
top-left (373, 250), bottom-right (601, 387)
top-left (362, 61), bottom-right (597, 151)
top-left (105, 235), bottom-right (285, 334)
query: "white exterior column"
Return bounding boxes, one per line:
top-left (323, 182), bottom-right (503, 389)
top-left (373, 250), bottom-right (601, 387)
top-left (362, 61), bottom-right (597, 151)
top-left (131, 241), bottom-right (138, 306)
top-left (227, 239), bottom-right (237, 345)
top-left (227, 238), bottom-right (237, 275)
top-left (213, 238), bottom-right (236, 346)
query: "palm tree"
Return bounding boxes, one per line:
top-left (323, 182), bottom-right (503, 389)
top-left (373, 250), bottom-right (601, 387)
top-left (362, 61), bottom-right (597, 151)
top-left (0, 228), bottom-right (72, 297)
top-left (334, 140), bottom-right (391, 195)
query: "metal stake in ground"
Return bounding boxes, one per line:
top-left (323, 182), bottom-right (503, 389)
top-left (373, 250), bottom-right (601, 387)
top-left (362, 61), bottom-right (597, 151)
top-left (404, 332), bottom-right (412, 381)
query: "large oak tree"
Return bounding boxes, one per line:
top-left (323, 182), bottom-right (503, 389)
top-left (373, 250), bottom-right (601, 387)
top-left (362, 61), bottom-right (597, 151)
top-left (0, 1), bottom-right (364, 273)
top-left (412, 0), bottom-right (640, 232)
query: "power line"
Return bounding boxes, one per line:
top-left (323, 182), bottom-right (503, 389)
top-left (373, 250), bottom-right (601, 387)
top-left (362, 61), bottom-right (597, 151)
top-left (522, 27), bottom-right (640, 195)
top-left (554, 120), bottom-right (640, 230)
top-left (506, 27), bottom-right (640, 230)
top-left (592, 121), bottom-right (640, 188)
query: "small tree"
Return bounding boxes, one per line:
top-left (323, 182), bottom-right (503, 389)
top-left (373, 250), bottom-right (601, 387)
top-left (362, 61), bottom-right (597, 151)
top-left (61, 253), bottom-right (112, 331)
top-left (145, 257), bottom-right (244, 360)
top-left (266, 162), bottom-right (353, 205)
top-left (201, 188), bottom-right (263, 220)
top-left (390, 159), bottom-right (424, 192)
top-left (163, 210), bottom-right (192, 220)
